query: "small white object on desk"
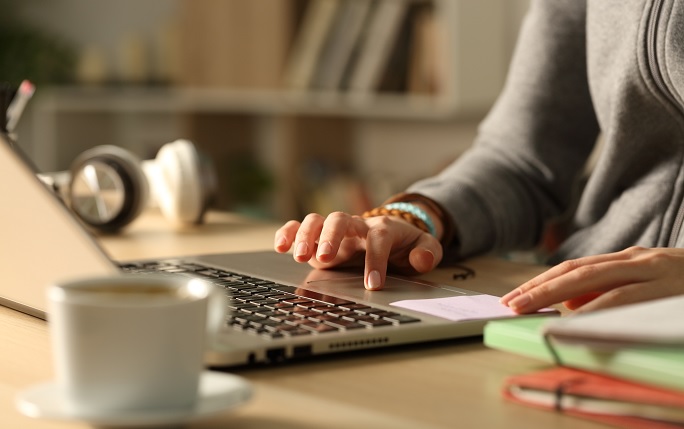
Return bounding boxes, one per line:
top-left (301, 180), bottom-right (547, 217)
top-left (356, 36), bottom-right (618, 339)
top-left (391, 294), bottom-right (557, 322)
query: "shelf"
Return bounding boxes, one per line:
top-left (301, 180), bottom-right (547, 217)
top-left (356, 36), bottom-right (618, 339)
top-left (34, 86), bottom-right (476, 121)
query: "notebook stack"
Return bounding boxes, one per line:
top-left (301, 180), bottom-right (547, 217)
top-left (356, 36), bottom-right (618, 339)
top-left (483, 296), bottom-right (684, 429)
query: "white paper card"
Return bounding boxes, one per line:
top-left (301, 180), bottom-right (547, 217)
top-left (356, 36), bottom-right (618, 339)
top-left (391, 294), bottom-right (543, 322)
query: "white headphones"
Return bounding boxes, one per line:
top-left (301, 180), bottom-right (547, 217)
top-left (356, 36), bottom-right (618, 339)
top-left (41, 140), bottom-right (217, 233)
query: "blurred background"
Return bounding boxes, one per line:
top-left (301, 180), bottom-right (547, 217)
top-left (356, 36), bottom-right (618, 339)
top-left (3, 0), bottom-right (530, 222)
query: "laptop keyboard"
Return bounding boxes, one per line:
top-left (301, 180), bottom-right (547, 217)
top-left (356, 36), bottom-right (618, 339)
top-left (120, 260), bottom-right (421, 339)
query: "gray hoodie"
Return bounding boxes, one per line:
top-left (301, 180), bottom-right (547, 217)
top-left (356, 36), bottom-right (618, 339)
top-left (408, 0), bottom-right (684, 264)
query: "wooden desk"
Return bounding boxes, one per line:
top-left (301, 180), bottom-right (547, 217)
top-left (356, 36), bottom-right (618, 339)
top-left (1, 211), bottom-right (609, 429)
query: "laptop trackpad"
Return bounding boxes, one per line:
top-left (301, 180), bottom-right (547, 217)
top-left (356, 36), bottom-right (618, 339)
top-left (303, 272), bottom-right (476, 307)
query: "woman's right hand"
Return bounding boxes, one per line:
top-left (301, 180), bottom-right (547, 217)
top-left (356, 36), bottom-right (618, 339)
top-left (274, 211), bottom-right (443, 291)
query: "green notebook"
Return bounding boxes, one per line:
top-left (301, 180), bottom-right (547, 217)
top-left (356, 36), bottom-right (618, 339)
top-left (484, 317), bottom-right (684, 392)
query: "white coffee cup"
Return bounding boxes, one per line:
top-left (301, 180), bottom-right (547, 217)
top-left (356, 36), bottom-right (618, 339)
top-left (47, 274), bottom-right (227, 415)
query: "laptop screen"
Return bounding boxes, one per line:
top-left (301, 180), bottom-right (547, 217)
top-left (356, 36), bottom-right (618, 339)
top-left (0, 134), bottom-right (119, 319)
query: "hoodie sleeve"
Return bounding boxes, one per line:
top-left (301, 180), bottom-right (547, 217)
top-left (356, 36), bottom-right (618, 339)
top-left (408, 0), bottom-right (600, 259)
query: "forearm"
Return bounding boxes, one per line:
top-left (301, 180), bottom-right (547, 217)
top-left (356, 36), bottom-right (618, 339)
top-left (406, 0), bottom-right (598, 258)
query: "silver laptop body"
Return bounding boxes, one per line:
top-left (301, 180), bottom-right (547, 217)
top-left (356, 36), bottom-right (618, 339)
top-left (0, 135), bottom-right (514, 367)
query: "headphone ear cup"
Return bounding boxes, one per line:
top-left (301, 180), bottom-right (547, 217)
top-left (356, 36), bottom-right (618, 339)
top-left (67, 145), bottom-right (149, 233)
top-left (145, 139), bottom-right (210, 225)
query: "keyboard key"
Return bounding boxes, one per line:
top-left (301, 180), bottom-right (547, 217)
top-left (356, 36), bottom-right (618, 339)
top-left (272, 303), bottom-right (296, 312)
top-left (268, 294), bottom-right (298, 301)
top-left (275, 325), bottom-right (307, 335)
top-left (246, 299), bottom-right (280, 306)
top-left (217, 281), bottom-right (248, 288)
top-left (323, 319), bottom-right (365, 330)
top-left (355, 316), bottom-right (393, 327)
top-left (314, 314), bottom-right (341, 323)
top-left (178, 263), bottom-right (205, 271)
top-left (233, 314), bottom-right (266, 324)
top-left (157, 267), bottom-right (188, 273)
top-left (257, 291), bottom-right (288, 298)
top-left (286, 328), bottom-right (313, 336)
top-left (228, 293), bottom-right (252, 299)
top-left (195, 270), bottom-right (221, 277)
top-left (228, 303), bottom-right (261, 311)
top-left (252, 309), bottom-right (281, 318)
top-left (269, 285), bottom-right (298, 294)
top-left (384, 314), bottom-right (421, 324)
top-left (235, 306), bottom-right (262, 314)
top-left (282, 298), bottom-right (317, 306)
top-left (338, 303), bottom-right (371, 311)
top-left (367, 310), bottom-right (401, 319)
top-left (280, 315), bottom-right (303, 325)
top-left (300, 323), bottom-right (339, 334)
top-left (248, 319), bottom-right (280, 329)
top-left (351, 306), bottom-right (386, 315)
top-left (325, 308), bottom-right (354, 317)
top-left (247, 280), bottom-right (277, 286)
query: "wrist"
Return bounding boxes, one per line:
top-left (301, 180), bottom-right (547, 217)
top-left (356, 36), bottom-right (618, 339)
top-left (361, 203), bottom-right (437, 237)
top-left (381, 192), bottom-right (455, 247)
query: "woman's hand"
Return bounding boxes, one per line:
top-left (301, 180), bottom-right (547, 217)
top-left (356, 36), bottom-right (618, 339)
top-left (274, 211), bottom-right (443, 290)
top-left (500, 246), bottom-right (684, 313)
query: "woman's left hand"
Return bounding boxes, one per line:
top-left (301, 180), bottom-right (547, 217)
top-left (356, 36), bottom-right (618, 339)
top-left (500, 246), bottom-right (684, 314)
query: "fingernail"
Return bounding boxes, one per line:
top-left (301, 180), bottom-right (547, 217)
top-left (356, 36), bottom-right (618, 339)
top-left (500, 289), bottom-right (521, 305)
top-left (275, 236), bottom-right (287, 249)
top-left (317, 241), bottom-right (333, 258)
top-left (295, 242), bottom-right (308, 258)
top-left (509, 294), bottom-right (531, 311)
top-left (426, 248), bottom-right (435, 260)
top-left (366, 270), bottom-right (382, 290)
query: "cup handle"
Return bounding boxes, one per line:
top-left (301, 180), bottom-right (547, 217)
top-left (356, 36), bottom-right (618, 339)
top-left (205, 283), bottom-right (228, 347)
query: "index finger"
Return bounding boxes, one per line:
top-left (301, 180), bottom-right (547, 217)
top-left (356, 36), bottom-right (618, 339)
top-left (316, 212), bottom-right (367, 263)
top-left (364, 227), bottom-right (394, 291)
top-left (506, 258), bottom-right (651, 313)
top-left (274, 220), bottom-right (302, 253)
top-left (500, 249), bottom-right (637, 305)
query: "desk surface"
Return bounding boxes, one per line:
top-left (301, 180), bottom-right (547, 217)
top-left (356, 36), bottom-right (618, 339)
top-left (1, 211), bottom-right (609, 429)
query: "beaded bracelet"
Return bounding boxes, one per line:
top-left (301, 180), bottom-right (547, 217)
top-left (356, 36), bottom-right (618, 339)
top-left (383, 192), bottom-right (455, 248)
top-left (361, 202), bottom-right (437, 237)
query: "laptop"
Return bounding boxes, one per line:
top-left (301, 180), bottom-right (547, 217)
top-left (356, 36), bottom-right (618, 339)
top-left (0, 133), bottom-right (546, 367)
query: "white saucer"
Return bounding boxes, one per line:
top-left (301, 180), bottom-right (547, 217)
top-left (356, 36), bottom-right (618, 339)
top-left (16, 371), bottom-right (252, 428)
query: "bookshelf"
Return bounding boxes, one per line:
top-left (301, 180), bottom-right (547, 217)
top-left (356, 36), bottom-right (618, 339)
top-left (175, 0), bottom-right (510, 115)
top-left (17, 0), bottom-right (526, 220)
